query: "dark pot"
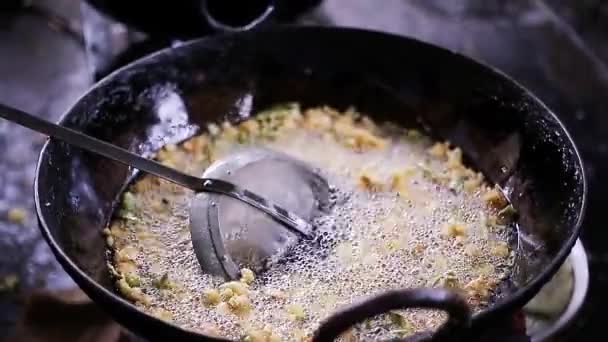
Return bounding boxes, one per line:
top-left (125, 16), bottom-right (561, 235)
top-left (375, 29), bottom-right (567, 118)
top-left (85, 0), bottom-right (323, 38)
top-left (34, 27), bottom-right (585, 341)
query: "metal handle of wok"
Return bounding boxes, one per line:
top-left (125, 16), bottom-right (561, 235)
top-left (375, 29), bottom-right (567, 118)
top-left (312, 288), bottom-right (472, 342)
top-left (200, 0), bottom-right (275, 33)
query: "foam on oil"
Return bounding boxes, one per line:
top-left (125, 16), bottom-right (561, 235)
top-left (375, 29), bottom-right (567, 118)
top-left (114, 118), bottom-right (514, 341)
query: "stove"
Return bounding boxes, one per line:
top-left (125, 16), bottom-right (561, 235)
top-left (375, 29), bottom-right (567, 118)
top-left (0, 1), bottom-right (605, 341)
top-left (525, 240), bottom-right (589, 341)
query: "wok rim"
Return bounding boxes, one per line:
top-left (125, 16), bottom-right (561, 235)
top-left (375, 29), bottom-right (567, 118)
top-left (33, 25), bottom-right (587, 336)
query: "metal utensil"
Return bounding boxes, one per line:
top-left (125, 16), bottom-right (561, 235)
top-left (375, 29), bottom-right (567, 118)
top-left (0, 103), bottom-right (313, 239)
top-left (190, 147), bottom-right (330, 280)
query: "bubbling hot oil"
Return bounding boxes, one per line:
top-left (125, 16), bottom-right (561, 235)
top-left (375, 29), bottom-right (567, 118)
top-left (109, 111), bottom-right (515, 341)
top-left (245, 132), bottom-right (512, 340)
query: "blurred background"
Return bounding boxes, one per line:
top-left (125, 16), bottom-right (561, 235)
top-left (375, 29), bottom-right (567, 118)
top-left (0, 0), bottom-right (606, 341)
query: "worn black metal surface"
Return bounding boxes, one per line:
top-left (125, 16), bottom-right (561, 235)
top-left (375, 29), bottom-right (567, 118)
top-left (1, 1), bottom-right (607, 341)
top-left (34, 27), bottom-right (584, 341)
top-left (85, 0), bottom-right (322, 39)
top-left (312, 288), bottom-right (472, 342)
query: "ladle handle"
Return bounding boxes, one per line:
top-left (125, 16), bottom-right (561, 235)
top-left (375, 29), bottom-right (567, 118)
top-left (0, 103), bottom-right (206, 190)
top-left (0, 103), bottom-right (312, 238)
top-left (312, 288), bottom-right (471, 342)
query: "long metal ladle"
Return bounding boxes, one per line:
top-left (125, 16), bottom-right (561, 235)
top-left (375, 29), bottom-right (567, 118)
top-left (0, 103), bottom-right (313, 238)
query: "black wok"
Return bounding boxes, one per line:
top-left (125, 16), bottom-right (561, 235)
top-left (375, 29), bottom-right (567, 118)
top-left (33, 27), bottom-right (585, 341)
